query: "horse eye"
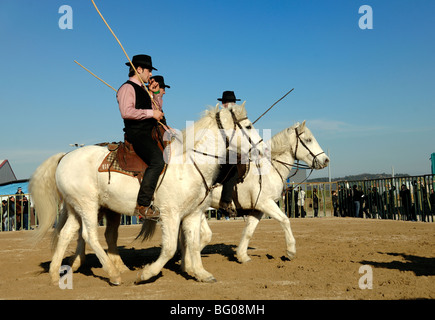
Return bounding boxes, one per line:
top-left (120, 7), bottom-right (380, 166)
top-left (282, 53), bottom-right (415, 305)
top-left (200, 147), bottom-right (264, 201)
top-left (306, 138), bottom-right (312, 143)
top-left (246, 125), bottom-right (252, 130)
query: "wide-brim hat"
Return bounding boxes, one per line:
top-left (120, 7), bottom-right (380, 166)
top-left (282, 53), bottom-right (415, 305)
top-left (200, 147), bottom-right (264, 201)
top-left (151, 75), bottom-right (170, 88)
top-left (217, 91), bottom-right (241, 103)
top-left (125, 54), bottom-right (157, 71)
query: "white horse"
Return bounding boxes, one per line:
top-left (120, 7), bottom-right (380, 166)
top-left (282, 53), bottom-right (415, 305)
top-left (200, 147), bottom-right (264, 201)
top-left (29, 103), bottom-right (264, 285)
top-left (197, 121), bottom-right (329, 263)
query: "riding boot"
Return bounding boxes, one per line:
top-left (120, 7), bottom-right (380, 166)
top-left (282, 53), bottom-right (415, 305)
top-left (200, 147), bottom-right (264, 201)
top-left (135, 204), bottom-right (160, 220)
top-left (219, 200), bottom-right (237, 218)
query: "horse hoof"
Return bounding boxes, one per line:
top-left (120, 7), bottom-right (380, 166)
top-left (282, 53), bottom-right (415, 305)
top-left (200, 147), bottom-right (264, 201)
top-left (237, 255), bottom-right (251, 264)
top-left (203, 276), bottom-right (217, 283)
top-left (109, 275), bottom-right (122, 286)
top-left (287, 251), bottom-right (296, 260)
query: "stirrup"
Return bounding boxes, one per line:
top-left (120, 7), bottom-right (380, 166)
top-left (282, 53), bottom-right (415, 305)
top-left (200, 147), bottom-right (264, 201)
top-left (146, 205), bottom-right (161, 222)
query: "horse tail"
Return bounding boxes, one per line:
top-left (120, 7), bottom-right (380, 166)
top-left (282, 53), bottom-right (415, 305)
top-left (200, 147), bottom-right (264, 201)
top-left (29, 152), bottom-right (66, 243)
top-left (136, 220), bottom-right (157, 242)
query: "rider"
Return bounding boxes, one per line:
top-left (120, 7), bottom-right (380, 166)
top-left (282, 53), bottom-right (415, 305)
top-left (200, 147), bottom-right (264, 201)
top-left (215, 91), bottom-right (241, 218)
top-left (116, 54), bottom-right (165, 220)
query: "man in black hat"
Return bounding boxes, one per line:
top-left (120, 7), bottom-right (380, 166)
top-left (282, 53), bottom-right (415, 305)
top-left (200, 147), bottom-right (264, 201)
top-left (217, 91), bottom-right (241, 109)
top-left (117, 54), bottom-right (165, 219)
top-left (150, 75), bottom-right (170, 121)
top-left (215, 91), bottom-right (243, 218)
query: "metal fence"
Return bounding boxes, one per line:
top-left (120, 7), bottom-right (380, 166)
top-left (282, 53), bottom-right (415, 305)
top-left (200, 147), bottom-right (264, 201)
top-left (1, 174), bottom-right (434, 232)
top-left (336, 174), bottom-right (435, 222)
top-left (282, 174), bottom-right (435, 222)
top-left (1, 193), bottom-right (35, 231)
top-left (283, 182), bottom-right (337, 218)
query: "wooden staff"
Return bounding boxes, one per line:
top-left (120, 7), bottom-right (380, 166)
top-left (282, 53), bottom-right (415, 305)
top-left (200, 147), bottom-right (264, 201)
top-left (74, 60), bottom-right (117, 92)
top-left (74, 59), bottom-right (169, 131)
top-left (252, 88), bottom-right (294, 125)
top-left (91, 0), bottom-right (158, 109)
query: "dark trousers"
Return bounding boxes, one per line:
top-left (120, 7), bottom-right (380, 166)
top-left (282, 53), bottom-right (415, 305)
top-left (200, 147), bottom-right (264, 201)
top-left (125, 127), bottom-right (165, 207)
top-left (217, 165), bottom-right (238, 203)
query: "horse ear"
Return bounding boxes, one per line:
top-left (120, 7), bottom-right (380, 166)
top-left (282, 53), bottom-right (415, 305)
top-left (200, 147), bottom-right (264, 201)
top-left (215, 103), bottom-right (220, 111)
top-left (300, 120), bottom-right (306, 130)
top-left (241, 101), bottom-right (246, 109)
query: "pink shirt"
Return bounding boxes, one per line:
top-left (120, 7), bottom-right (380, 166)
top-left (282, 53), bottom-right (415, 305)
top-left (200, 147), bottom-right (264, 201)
top-left (117, 77), bottom-right (163, 120)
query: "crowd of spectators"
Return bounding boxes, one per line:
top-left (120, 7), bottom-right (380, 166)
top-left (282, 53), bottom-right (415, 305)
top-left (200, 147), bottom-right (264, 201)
top-left (1, 187), bottom-right (32, 231)
top-left (334, 181), bottom-right (435, 221)
top-left (283, 178), bottom-right (435, 222)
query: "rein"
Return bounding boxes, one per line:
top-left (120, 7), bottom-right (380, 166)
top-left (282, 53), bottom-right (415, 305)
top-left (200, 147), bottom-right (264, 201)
top-left (270, 125), bottom-right (324, 189)
top-left (192, 109), bottom-right (261, 206)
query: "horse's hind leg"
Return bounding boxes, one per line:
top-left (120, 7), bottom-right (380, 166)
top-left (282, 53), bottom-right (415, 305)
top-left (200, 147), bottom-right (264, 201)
top-left (49, 209), bottom-right (81, 285)
top-left (70, 229), bottom-right (86, 272)
top-left (104, 209), bottom-right (129, 273)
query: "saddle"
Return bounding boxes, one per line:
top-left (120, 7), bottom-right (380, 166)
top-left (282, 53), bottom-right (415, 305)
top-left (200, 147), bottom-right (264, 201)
top-left (98, 125), bottom-right (170, 183)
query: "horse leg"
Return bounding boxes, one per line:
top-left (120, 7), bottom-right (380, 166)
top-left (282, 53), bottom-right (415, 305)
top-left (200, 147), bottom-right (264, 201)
top-left (199, 213), bottom-right (213, 251)
top-left (80, 208), bottom-right (122, 286)
top-left (69, 228), bottom-right (86, 272)
top-left (137, 215), bottom-right (180, 283)
top-left (104, 210), bottom-right (129, 273)
top-left (260, 199), bottom-right (296, 259)
top-left (178, 221), bottom-right (189, 274)
top-left (181, 212), bottom-right (216, 283)
top-left (49, 209), bottom-right (81, 285)
top-left (236, 210), bottom-right (263, 263)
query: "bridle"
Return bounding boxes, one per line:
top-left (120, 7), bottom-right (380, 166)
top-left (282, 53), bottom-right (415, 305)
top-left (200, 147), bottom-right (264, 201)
top-left (293, 126), bottom-right (325, 169)
top-left (192, 108), bottom-right (264, 205)
top-left (272, 125), bottom-right (325, 185)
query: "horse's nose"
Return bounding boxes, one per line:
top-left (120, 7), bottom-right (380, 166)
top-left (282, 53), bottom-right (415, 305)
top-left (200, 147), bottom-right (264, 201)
top-left (323, 156), bottom-right (330, 167)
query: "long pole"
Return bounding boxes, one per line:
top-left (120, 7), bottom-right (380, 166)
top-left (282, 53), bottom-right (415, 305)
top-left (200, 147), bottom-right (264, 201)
top-left (74, 60), bottom-right (117, 92)
top-left (252, 88), bottom-right (294, 125)
top-left (74, 59), bottom-right (169, 130)
top-left (90, 0), bottom-right (157, 109)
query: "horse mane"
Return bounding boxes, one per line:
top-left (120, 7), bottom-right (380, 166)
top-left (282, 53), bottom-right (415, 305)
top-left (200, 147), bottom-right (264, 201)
top-left (180, 103), bottom-right (248, 150)
top-left (270, 122), bottom-right (300, 157)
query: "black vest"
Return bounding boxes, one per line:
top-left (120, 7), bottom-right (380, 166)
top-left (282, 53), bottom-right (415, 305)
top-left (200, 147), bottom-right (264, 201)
top-left (121, 80), bottom-right (156, 131)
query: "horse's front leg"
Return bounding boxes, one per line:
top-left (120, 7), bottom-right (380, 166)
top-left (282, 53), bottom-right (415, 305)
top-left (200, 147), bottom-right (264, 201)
top-left (182, 211), bottom-right (216, 283)
top-left (259, 200), bottom-right (296, 259)
top-left (136, 215), bottom-right (180, 283)
top-left (236, 210), bottom-right (263, 263)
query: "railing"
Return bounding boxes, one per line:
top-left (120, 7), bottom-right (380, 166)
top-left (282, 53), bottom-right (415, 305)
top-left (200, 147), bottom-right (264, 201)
top-left (282, 174), bottom-right (435, 222)
top-left (1, 193), bottom-right (35, 231)
top-left (283, 182), bottom-right (337, 218)
top-left (336, 174), bottom-right (435, 222)
top-left (1, 174), bottom-right (433, 232)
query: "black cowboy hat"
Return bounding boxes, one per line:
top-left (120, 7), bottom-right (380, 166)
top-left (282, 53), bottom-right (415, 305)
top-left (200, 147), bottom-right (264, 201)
top-left (217, 91), bottom-right (241, 103)
top-left (125, 54), bottom-right (157, 71)
top-left (151, 75), bottom-right (170, 88)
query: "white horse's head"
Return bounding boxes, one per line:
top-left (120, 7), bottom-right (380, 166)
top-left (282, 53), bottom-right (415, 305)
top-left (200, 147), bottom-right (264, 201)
top-left (216, 102), bottom-right (265, 163)
top-left (178, 101), bottom-right (265, 165)
top-left (291, 121), bottom-right (329, 169)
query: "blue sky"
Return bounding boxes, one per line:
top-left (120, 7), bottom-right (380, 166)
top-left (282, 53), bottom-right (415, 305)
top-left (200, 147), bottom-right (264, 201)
top-left (0, 0), bottom-right (434, 180)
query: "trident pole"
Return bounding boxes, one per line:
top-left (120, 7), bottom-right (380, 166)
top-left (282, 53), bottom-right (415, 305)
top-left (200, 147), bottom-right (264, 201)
top-left (90, 0), bottom-right (158, 109)
top-left (252, 88), bottom-right (294, 125)
top-left (74, 59), bottom-right (169, 131)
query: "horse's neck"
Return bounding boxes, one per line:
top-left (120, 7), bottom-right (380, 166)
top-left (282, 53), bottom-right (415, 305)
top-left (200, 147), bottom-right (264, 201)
top-left (272, 151), bottom-right (295, 181)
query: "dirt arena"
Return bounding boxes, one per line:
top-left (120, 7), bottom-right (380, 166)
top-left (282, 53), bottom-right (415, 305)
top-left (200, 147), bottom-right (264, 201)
top-left (0, 217), bottom-right (434, 300)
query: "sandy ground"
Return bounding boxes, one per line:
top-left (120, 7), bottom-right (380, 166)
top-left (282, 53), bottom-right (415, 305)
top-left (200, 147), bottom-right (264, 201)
top-left (0, 217), bottom-right (434, 300)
